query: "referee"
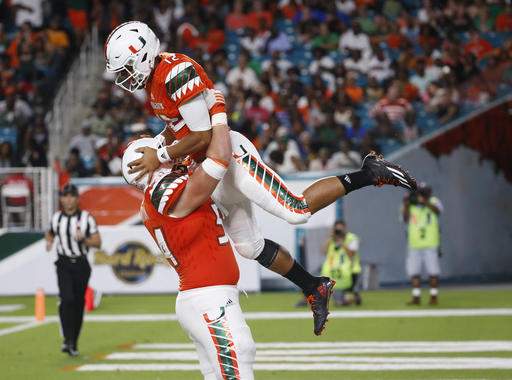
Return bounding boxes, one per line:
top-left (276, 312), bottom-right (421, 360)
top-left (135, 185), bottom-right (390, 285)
top-left (45, 184), bottom-right (101, 356)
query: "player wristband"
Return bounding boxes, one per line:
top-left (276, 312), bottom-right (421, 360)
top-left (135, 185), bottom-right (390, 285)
top-left (154, 133), bottom-right (166, 147)
top-left (211, 112), bottom-right (228, 127)
top-left (202, 157), bottom-right (228, 180)
top-left (157, 147), bottom-right (172, 163)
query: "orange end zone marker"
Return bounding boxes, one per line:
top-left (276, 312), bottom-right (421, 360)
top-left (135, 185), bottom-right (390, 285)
top-left (35, 287), bottom-right (46, 321)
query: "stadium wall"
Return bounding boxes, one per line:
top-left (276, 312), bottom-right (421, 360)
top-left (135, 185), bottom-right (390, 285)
top-left (344, 96), bottom-right (512, 285)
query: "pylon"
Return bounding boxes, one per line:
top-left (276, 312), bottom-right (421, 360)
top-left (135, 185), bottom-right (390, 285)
top-left (85, 286), bottom-right (94, 312)
top-left (35, 288), bottom-right (46, 321)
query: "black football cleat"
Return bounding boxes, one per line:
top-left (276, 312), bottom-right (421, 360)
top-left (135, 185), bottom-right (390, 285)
top-left (306, 277), bottom-right (336, 336)
top-left (362, 151), bottom-right (417, 191)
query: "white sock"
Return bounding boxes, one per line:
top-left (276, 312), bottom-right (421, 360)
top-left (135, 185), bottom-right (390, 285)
top-left (412, 288), bottom-right (421, 297)
top-left (430, 288), bottom-right (438, 296)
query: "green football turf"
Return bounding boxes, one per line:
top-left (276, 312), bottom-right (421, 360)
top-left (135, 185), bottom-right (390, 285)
top-left (1, 288), bottom-right (512, 380)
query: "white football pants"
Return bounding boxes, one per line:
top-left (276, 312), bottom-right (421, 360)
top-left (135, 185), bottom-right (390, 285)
top-left (211, 131), bottom-right (311, 260)
top-left (176, 285), bottom-right (256, 380)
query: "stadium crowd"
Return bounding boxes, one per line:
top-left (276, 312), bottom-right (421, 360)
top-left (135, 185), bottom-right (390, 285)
top-left (2, 0), bottom-right (512, 177)
top-left (0, 0), bottom-right (102, 168)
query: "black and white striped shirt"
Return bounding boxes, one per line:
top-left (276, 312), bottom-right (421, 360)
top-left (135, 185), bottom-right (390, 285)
top-left (49, 210), bottom-right (98, 257)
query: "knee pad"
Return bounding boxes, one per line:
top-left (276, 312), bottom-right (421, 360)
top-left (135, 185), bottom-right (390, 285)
top-left (234, 238), bottom-right (265, 260)
top-left (255, 239), bottom-right (280, 268)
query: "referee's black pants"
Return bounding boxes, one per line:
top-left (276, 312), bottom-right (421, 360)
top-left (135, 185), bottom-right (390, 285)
top-left (55, 256), bottom-right (91, 347)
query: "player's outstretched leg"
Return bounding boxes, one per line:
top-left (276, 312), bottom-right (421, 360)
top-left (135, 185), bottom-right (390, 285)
top-left (303, 151), bottom-right (417, 214)
top-left (219, 200), bottom-right (335, 336)
top-left (230, 131), bottom-right (416, 223)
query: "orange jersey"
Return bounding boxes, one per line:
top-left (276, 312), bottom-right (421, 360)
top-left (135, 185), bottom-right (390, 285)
top-left (146, 53), bottom-right (213, 140)
top-left (141, 170), bottom-right (239, 291)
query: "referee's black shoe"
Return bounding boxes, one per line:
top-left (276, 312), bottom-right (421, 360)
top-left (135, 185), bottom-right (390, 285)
top-left (306, 277), bottom-right (336, 336)
top-left (61, 342), bottom-right (79, 357)
top-left (362, 151), bottom-right (417, 191)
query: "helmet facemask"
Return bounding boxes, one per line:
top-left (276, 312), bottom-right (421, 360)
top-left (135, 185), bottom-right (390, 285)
top-left (113, 58), bottom-right (149, 93)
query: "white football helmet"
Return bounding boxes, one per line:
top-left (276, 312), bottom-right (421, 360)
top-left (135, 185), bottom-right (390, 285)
top-left (105, 21), bottom-right (160, 93)
top-left (121, 137), bottom-right (159, 190)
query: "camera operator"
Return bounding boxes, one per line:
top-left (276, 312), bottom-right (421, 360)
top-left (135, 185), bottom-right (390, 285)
top-left (320, 220), bottom-right (362, 306)
top-left (402, 182), bottom-right (443, 305)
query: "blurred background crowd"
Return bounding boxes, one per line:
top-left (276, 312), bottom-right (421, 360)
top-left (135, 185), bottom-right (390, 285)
top-left (1, 0), bottom-right (511, 178)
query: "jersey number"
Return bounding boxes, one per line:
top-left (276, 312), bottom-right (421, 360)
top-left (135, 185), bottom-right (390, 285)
top-left (154, 227), bottom-right (179, 267)
top-left (211, 204), bottom-right (229, 245)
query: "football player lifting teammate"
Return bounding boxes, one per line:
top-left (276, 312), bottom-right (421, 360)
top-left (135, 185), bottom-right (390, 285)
top-left (106, 21), bottom-right (417, 336)
top-left (123, 123), bottom-right (255, 379)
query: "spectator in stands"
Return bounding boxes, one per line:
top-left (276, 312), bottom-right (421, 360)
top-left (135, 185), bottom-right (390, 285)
top-left (226, 0), bottom-right (247, 31)
top-left (69, 123), bottom-right (99, 163)
top-left (343, 48), bottom-right (370, 75)
top-left (339, 21), bottom-right (371, 57)
top-left (311, 22), bottom-right (339, 51)
top-left (366, 76), bottom-right (385, 102)
top-left (410, 58), bottom-right (432, 98)
top-left (336, 0), bottom-right (356, 16)
top-left (496, 3), bottom-right (512, 32)
top-left (46, 17), bottom-right (70, 52)
top-left (371, 113), bottom-right (400, 142)
top-left (265, 128), bottom-right (305, 174)
top-left (344, 71), bottom-right (364, 104)
top-left (240, 28), bottom-right (268, 57)
top-left (371, 83), bottom-right (413, 125)
top-left (401, 112), bottom-right (420, 144)
top-left (329, 139), bottom-right (362, 169)
top-left (425, 80), bottom-right (460, 124)
top-left (308, 47), bottom-right (335, 75)
top-left (266, 26), bottom-right (291, 55)
top-left (247, 0), bottom-right (272, 31)
top-left (367, 46), bottom-right (394, 83)
top-left (464, 30), bottom-right (493, 60)
top-left (0, 88), bottom-right (33, 130)
top-left (153, 0), bottom-right (173, 40)
top-left (23, 115), bottom-right (48, 167)
top-left (345, 114), bottom-right (368, 148)
top-left (226, 51), bottom-right (260, 90)
top-left (86, 105), bottom-right (115, 137)
top-left (95, 127), bottom-right (124, 176)
top-left (309, 147), bottom-right (331, 171)
top-left (0, 142), bottom-right (15, 167)
top-left (65, 148), bottom-right (88, 178)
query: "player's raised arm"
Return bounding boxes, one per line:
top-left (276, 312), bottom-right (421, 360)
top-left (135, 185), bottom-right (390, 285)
top-left (169, 124), bottom-right (231, 217)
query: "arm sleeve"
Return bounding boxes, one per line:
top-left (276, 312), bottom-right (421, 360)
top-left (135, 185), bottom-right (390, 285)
top-left (178, 94), bottom-right (212, 132)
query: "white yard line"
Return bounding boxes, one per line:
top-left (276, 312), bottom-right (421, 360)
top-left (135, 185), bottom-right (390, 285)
top-left (2, 308), bottom-right (511, 324)
top-left (77, 361), bottom-right (512, 371)
top-left (108, 345), bottom-right (512, 358)
top-left (0, 320), bottom-right (50, 337)
top-left (135, 341), bottom-right (512, 350)
top-left (105, 353), bottom-right (512, 365)
top-left (0, 304), bottom-right (25, 313)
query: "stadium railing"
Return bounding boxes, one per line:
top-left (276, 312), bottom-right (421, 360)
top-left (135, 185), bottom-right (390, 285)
top-left (47, 26), bottom-right (102, 162)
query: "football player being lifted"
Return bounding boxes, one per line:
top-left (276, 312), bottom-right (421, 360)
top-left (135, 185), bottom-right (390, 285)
top-left (105, 21), bottom-right (417, 336)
